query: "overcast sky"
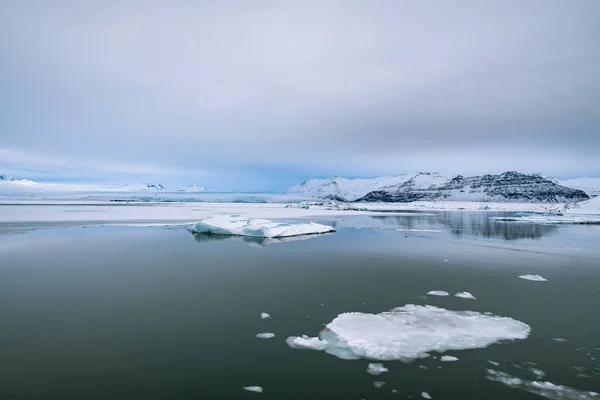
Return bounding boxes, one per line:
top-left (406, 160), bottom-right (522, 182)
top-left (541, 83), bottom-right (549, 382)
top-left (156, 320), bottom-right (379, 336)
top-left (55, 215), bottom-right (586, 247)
top-left (1, 1), bottom-right (599, 190)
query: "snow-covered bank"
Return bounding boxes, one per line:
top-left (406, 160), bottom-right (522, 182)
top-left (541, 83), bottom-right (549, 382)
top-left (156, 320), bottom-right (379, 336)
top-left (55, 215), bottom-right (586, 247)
top-left (560, 196), bottom-right (600, 215)
top-left (190, 215), bottom-right (335, 238)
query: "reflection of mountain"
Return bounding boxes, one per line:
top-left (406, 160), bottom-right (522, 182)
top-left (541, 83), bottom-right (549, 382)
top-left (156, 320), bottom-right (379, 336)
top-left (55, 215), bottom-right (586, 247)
top-left (366, 212), bottom-right (558, 240)
top-left (191, 232), bottom-right (330, 247)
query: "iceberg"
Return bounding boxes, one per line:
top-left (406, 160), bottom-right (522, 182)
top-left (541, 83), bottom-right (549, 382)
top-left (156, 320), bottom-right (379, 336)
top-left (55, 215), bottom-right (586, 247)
top-left (286, 305), bottom-right (530, 361)
top-left (243, 386), bottom-right (263, 394)
top-left (440, 355), bottom-right (458, 362)
top-left (261, 312), bottom-right (271, 319)
top-left (455, 292), bottom-right (476, 299)
top-left (422, 392), bottom-right (432, 399)
top-left (190, 215), bottom-right (335, 238)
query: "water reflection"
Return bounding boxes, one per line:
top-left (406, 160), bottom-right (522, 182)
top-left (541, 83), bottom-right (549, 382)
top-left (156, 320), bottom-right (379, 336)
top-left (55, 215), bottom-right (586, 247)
top-left (361, 212), bottom-right (558, 240)
top-left (192, 232), bottom-right (330, 247)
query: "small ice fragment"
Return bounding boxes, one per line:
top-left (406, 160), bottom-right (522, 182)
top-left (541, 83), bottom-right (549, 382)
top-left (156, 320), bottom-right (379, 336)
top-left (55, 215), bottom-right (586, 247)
top-left (373, 381), bottom-right (386, 389)
top-left (455, 292), bottom-right (476, 299)
top-left (421, 392), bottom-right (432, 399)
top-left (553, 337), bottom-right (567, 342)
top-left (256, 333), bottom-right (275, 339)
top-left (427, 291), bottom-right (449, 296)
top-left (243, 386), bottom-right (263, 393)
top-left (444, 259), bottom-right (448, 262)
top-left (440, 355), bottom-right (458, 362)
top-left (488, 360), bottom-right (500, 366)
top-left (261, 312), bottom-right (271, 319)
top-left (418, 365), bottom-right (429, 370)
top-left (529, 367), bottom-right (545, 379)
top-left (391, 389), bottom-right (398, 393)
top-left (367, 363), bottom-right (389, 375)
top-left (519, 275), bottom-right (547, 282)
top-left (285, 336), bottom-right (329, 350)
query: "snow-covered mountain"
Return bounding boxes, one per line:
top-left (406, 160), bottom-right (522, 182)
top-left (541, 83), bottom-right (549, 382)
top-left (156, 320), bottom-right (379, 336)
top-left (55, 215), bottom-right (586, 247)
top-left (558, 177), bottom-right (600, 197)
top-left (285, 172), bottom-right (590, 203)
top-left (283, 174), bottom-right (411, 201)
top-left (177, 184), bottom-right (208, 192)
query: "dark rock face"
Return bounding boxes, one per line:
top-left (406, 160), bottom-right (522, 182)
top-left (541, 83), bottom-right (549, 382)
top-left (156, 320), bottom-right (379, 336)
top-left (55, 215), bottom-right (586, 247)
top-left (358, 171), bottom-right (589, 203)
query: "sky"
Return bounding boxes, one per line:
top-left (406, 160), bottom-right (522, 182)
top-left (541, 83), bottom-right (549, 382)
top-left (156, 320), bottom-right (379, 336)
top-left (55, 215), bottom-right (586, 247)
top-left (1, 0), bottom-right (599, 191)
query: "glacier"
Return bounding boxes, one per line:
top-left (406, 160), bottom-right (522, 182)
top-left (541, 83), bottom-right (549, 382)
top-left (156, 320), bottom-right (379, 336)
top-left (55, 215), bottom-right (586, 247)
top-left (286, 305), bottom-right (530, 361)
top-left (190, 215), bottom-right (335, 238)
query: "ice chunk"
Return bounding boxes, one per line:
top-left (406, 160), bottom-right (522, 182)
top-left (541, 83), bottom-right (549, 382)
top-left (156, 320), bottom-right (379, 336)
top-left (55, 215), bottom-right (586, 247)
top-left (286, 305), bottom-right (530, 361)
top-left (190, 215), bottom-right (335, 238)
top-left (487, 369), bottom-right (599, 399)
top-left (440, 355), bottom-right (458, 362)
top-left (367, 363), bottom-right (389, 375)
top-left (529, 367), bottom-right (546, 379)
top-left (422, 392), bottom-right (432, 399)
top-left (256, 333), bottom-right (275, 339)
top-left (427, 291), bottom-right (449, 296)
top-left (455, 292), bottom-right (476, 299)
top-left (243, 386), bottom-right (263, 393)
top-left (373, 381), bottom-right (386, 389)
top-left (488, 360), bottom-right (500, 366)
top-left (519, 275), bottom-right (547, 282)
top-left (261, 312), bottom-right (271, 319)
top-left (285, 335), bottom-right (329, 351)
top-left (553, 337), bottom-right (567, 342)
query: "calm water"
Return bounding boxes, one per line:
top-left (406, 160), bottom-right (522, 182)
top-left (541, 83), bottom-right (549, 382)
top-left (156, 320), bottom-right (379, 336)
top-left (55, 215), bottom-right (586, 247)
top-left (0, 212), bottom-right (599, 399)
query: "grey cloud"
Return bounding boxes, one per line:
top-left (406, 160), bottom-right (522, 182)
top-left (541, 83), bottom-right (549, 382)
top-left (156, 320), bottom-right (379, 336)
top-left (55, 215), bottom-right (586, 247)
top-left (1, 0), bottom-right (599, 186)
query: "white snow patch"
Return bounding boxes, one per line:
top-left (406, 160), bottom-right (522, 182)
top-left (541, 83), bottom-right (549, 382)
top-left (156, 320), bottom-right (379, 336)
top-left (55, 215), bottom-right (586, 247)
top-left (487, 369), bottom-right (599, 399)
top-left (519, 275), bottom-right (547, 282)
top-left (427, 291), bottom-right (449, 296)
top-left (191, 215), bottom-right (335, 238)
top-left (373, 381), bottom-right (386, 389)
top-left (243, 386), bottom-right (263, 394)
top-left (261, 312), bottom-right (271, 319)
top-left (286, 305), bottom-right (530, 361)
top-left (285, 335), bottom-right (329, 351)
top-left (421, 392), bottom-right (432, 399)
top-left (256, 333), bottom-right (275, 339)
top-left (455, 292), bottom-right (476, 299)
top-left (440, 355), bottom-right (459, 362)
top-left (367, 363), bottom-right (389, 375)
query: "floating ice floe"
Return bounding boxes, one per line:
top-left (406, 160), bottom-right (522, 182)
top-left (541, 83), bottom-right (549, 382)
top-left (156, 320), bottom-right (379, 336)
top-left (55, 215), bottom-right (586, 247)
top-left (553, 337), bottom-right (567, 342)
top-left (256, 333), bottom-right (275, 339)
top-left (427, 291), bottom-right (449, 296)
top-left (285, 335), bottom-right (329, 351)
top-left (243, 386), bottom-right (263, 393)
top-left (486, 369), bottom-right (599, 399)
top-left (261, 312), bottom-right (271, 319)
top-left (519, 275), bottom-right (547, 282)
top-left (422, 392), bottom-right (432, 399)
top-left (367, 363), bottom-right (389, 375)
top-left (286, 305), bottom-right (530, 361)
top-left (440, 355), bottom-right (459, 362)
top-left (529, 367), bottom-right (546, 379)
top-left (374, 381), bottom-right (386, 389)
top-left (190, 215), bottom-right (335, 238)
top-left (488, 360), bottom-right (500, 366)
top-left (455, 292), bottom-right (476, 299)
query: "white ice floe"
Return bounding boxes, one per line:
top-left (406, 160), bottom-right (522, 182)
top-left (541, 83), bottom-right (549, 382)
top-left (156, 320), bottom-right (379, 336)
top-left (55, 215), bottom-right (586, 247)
top-left (373, 381), bottom-right (386, 389)
top-left (191, 215), bottom-right (335, 238)
top-left (487, 369), bottom-right (599, 399)
top-left (367, 363), bottom-right (389, 375)
top-left (427, 291), bottom-right (449, 296)
top-left (256, 333), bottom-right (275, 339)
top-left (243, 386), bottom-right (263, 393)
top-left (553, 337), bottom-right (567, 342)
top-left (286, 305), bottom-right (530, 361)
top-left (529, 367), bottom-right (546, 379)
top-left (261, 312), bottom-right (271, 319)
top-left (396, 229), bottom-right (443, 233)
top-left (488, 360), bottom-right (500, 366)
top-left (285, 335), bottom-right (329, 351)
top-left (455, 292), bottom-right (476, 299)
top-left (519, 275), bottom-right (547, 282)
top-left (440, 355), bottom-right (459, 362)
top-left (422, 392), bottom-right (432, 399)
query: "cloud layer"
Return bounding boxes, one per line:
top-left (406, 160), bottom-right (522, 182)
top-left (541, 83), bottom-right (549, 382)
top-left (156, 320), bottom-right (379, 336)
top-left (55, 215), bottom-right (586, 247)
top-left (1, 1), bottom-right (599, 189)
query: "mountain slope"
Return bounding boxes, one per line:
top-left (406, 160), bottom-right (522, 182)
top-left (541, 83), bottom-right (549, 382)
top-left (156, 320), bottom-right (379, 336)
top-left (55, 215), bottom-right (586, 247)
top-left (559, 177), bottom-right (600, 197)
top-left (286, 172), bottom-right (590, 203)
top-left (283, 174), bottom-right (410, 201)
